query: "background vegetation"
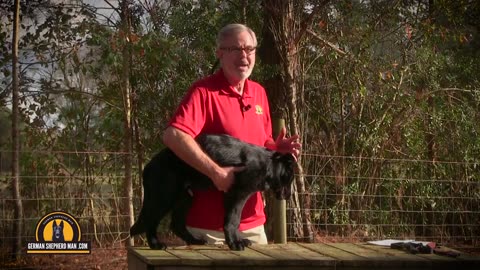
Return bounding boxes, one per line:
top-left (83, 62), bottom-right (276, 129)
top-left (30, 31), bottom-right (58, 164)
top-left (1, 0), bottom-right (479, 264)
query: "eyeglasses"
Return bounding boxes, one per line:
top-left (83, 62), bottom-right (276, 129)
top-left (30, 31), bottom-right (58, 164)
top-left (220, 46), bottom-right (256, 55)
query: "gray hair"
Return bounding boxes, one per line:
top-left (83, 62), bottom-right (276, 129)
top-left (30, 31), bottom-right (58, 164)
top-left (216, 24), bottom-right (258, 49)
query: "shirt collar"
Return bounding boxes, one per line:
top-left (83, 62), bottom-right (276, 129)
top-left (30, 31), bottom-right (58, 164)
top-left (215, 69), bottom-right (252, 98)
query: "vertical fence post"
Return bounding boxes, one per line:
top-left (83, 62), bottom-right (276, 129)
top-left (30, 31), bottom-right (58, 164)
top-left (272, 118), bottom-right (287, 244)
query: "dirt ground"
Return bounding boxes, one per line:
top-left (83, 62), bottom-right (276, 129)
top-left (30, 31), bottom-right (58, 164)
top-left (0, 235), bottom-right (182, 270)
top-left (1, 244), bottom-right (127, 270)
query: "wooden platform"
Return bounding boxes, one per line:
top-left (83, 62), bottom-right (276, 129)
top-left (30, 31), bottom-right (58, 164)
top-left (128, 242), bottom-right (480, 270)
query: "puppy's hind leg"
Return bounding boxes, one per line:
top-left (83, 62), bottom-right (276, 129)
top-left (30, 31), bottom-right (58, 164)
top-left (142, 170), bottom-right (177, 250)
top-left (143, 199), bottom-right (171, 250)
top-left (170, 190), bottom-right (206, 245)
top-left (145, 215), bottom-right (168, 250)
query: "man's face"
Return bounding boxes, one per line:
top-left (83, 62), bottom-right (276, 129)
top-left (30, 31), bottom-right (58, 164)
top-left (216, 30), bottom-right (256, 83)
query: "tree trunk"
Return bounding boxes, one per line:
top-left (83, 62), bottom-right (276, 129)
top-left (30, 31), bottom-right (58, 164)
top-left (261, 0), bottom-right (322, 242)
top-left (134, 117), bottom-right (144, 211)
top-left (259, 12), bottom-right (284, 240)
top-left (11, 0), bottom-right (24, 259)
top-left (120, 0), bottom-right (134, 247)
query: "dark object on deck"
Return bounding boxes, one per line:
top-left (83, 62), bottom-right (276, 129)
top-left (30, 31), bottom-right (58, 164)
top-left (391, 242), bottom-right (461, 258)
top-left (391, 242), bottom-right (433, 254)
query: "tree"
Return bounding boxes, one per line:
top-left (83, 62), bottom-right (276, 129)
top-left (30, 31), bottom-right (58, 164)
top-left (261, 0), bottom-right (329, 241)
top-left (119, 0), bottom-right (135, 246)
top-left (11, 0), bottom-right (23, 259)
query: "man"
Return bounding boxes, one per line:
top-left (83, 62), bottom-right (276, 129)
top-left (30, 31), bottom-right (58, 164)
top-left (163, 23), bottom-right (301, 244)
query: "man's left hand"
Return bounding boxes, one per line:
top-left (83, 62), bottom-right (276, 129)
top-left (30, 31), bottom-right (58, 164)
top-left (275, 127), bottom-right (301, 158)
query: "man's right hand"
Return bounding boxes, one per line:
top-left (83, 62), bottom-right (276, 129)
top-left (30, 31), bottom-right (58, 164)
top-left (163, 127), bottom-right (245, 193)
top-left (210, 166), bottom-right (245, 192)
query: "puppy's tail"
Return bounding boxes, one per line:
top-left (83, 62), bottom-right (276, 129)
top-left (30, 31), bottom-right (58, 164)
top-left (130, 211), bottom-right (146, 236)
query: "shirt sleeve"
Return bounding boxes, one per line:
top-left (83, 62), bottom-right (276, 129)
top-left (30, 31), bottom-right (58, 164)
top-left (168, 86), bottom-right (206, 138)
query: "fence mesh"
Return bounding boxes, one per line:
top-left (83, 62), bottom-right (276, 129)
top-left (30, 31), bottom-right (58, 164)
top-left (286, 153), bottom-right (480, 248)
top-left (0, 150), bottom-right (479, 269)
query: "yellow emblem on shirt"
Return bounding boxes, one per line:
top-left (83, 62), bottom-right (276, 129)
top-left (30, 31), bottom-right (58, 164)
top-left (255, 105), bottom-right (263, 115)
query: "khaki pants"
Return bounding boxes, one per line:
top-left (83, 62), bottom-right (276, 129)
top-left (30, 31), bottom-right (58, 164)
top-left (186, 225), bottom-right (268, 245)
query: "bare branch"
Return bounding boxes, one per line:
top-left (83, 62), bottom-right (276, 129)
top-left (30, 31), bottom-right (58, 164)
top-left (294, 0), bottom-right (330, 46)
top-left (307, 29), bottom-right (347, 55)
top-left (22, 88), bottom-right (122, 111)
top-left (103, 0), bottom-right (121, 17)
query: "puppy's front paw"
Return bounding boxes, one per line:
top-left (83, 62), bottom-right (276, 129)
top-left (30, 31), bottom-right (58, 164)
top-left (242, 238), bottom-right (252, 247)
top-left (227, 238), bottom-right (252, 251)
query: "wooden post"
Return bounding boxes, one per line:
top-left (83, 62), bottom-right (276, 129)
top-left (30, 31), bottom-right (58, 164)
top-left (272, 118), bottom-right (287, 244)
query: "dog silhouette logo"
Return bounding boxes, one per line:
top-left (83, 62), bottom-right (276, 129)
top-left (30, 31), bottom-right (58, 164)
top-left (26, 211), bottom-right (91, 254)
top-left (52, 220), bottom-right (65, 242)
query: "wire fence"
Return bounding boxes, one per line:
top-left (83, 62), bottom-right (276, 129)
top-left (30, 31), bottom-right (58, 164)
top-left (288, 153), bottom-right (480, 248)
top-left (0, 150), bottom-right (134, 248)
top-left (0, 150), bottom-right (479, 268)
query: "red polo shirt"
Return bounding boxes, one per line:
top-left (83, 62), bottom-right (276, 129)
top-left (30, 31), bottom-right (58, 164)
top-left (168, 69), bottom-right (273, 231)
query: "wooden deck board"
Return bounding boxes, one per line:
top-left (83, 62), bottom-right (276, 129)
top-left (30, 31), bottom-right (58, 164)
top-left (128, 243), bottom-right (480, 270)
top-left (296, 243), bottom-right (367, 261)
top-left (249, 243), bottom-right (335, 267)
top-left (165, 247), bottom-right (215, 266)
top-left (194, 246), bottom-right (274, 266)
top-left (330, 242), bottom-right (395, 260)
top-left (358, 243), bottom-right (431, 261)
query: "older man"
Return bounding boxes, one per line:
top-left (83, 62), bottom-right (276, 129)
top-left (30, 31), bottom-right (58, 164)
top-left (163, 23), bottom-right (300, 245)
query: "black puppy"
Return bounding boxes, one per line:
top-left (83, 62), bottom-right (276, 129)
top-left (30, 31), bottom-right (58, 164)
top-left (130, 134), bottom-right (296, 251)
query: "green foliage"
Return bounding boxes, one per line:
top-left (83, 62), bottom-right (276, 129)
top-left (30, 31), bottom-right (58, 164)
top-left (300, 0), bottom-right (480, 239)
